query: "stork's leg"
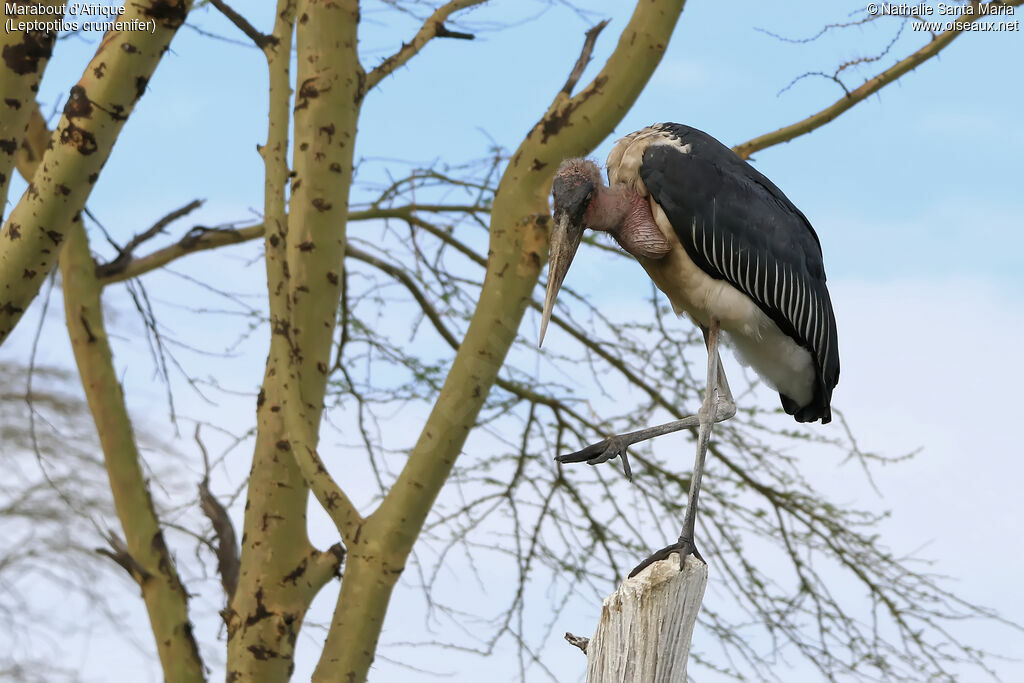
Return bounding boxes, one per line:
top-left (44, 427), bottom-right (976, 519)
top-left (627, 320), bottom-right (730, 576)
top-left (555, 321), bottom-right (734, 480)
top-left (555, 319), bottom-right (735, 576)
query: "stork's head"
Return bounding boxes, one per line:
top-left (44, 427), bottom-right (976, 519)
top-left (540, 159), bottom-right (603, 346)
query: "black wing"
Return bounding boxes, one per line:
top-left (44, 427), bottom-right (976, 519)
top-left (639, 124), bottom-right (839, 422)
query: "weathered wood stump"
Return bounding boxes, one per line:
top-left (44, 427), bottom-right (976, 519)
top-left (571, 554), bottom-right (707, 682)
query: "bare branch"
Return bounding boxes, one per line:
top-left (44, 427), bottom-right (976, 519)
top-left (564, 631), bottom-right (589, 654)
top-left (96, 205), bottom-right (487, 284)
top-left (196, 425), bottom-right (239, 600)
top-left (96, 531), bottom-right (152, 584)
top-left (97, 199), bottom-right (204, 278)
top-left (207, 0), bottom-right (276, 48)
top-left (560, 19), bottom-right (610, 96)
top-left (732, 0), bottom-right (1023, 159)
top-left (364, 0), bottom-right (487, 93)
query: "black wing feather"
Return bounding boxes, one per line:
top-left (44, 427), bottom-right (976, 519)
top-left (639, 124), bottom-right (839, 422)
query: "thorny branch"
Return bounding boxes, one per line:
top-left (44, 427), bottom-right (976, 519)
top-left (364, 0), bottom-right (486, 93)
top-left (733, 0), bottom-right (1024, 159)
top-left (560, 19), bottom-right (610, 96)
top-left (97, 199), bottom-right (204, 279)
top-left (207, 0), bottom-right (275, 48)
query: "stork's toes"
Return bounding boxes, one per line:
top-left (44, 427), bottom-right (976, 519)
top-left (555, 436), bottom-right (633, 480)
top-left (628, 537), bottom-right (705, 578)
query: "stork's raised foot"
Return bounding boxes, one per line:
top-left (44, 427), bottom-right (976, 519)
top-left (555, 436), bottom-right (633, 480)
top-left (628, 536), bottom-right (705, 578)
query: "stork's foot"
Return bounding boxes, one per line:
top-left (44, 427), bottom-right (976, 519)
top-left (628, 536), bottom-right (705, 578)
top-left (555, 435), bottom-right (633, 480)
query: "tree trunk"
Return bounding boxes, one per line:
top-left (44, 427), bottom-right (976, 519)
top-left (583, 557), bottom-right (707, 683)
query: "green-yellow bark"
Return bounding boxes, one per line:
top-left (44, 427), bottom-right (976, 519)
top-left (312, 2), bottom-right (686, 680)
top-left (0, 0), bottom-right (63, 218)
top-left (61, 222), bottom-right (204, 682)
top-left (0, 0), bottom-right (191, 346)
top-left (225, 0), bottom-right (359, 678)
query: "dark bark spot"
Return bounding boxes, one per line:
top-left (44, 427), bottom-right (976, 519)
top-left (268, 234), bottom-right (279, 247)
top-left (181, 620), bottom-right (202, 667)
top-left (61, 122), bottom-right (98, 155)
top-left (143, 0), bottom-right (188, 27)
top-left (282, 557), bottom-right (307, 585)
top-left (319, 123), bottom-right (335, 142)
top-left (248, 645), bottom-right (278, 661)
top-left (256, 388), bottom-right (265, 409)
top-left (44, 229), bottom-right (62, 245)
top-left (55, 183), bottom-right (71, 196)
top-left (531, 158), bottom-right (547, 171)
top-left (121, 43), bottom-right (138, 54)
top-left (295, 77), bottom-right (320, 110)
top-left (299, 12), bottom-right (308, 23)
top-left (298, 241), bottom-right (314, 251)
top-left (275, 439), bottom-right (290, 451)
top-left (93, 62), bottom-right (107, 79)
top-left (4, 98), bottom-right (20, 110)
top-left (316, 361), bottom-right (327, 374)
top-left (539, 75), bottom-right (607, 144)
top-left (326, 271), bottom-right (338, 285)
top-left (1, 301), bottom-right (25, 316)
top-left (245, 587), bottom-right (272, 627)
top-left (22, 269), bottom-right (36, 279)
top-left (64, 85), bottom-right (93, 118)
top-left (0, 139), bottom-right (17, 155)
top-left (329, 162), bottom-right (341, 173)
top-left (299, 142), bottom-right (308, 151)
top-left (8, 223), bottom-right (21, 240)
top-left (134, 76), bottom-right (148, 101)
top-left (311, 198), bottom-right (331, 212)
top-left (1, 24), bottom-right (56, 75)
top-left (88, 172), bottom-right (99, 184)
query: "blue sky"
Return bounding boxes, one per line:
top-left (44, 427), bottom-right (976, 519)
top-left (3, 0), bottom-right (1023, 680)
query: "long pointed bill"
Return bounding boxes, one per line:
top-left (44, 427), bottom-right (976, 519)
top-left (539, 211), bottom-right (584, 347)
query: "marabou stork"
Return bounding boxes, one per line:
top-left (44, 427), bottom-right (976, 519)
top-left (539, 123), bottom-right (839, 576)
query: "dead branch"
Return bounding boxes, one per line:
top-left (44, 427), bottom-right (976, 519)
top-left (364, 0), bottom-right (487, 93)
top-left (564, 631), bottom-right (589, 654)
top-left (195, 425), bottom-right (239, 599)
top-left (97, 199), bottom-right (204, 278)
top-left (732, 0), bottom-right (1023, 159)
top-left (95, 204), bottom-right (487, 284)
top-left (208, 0), bottom-right (276, 48)
top-left (561, 19), bottom-right (611, 96)
top-left (96, 531), bottom-right (152, 584)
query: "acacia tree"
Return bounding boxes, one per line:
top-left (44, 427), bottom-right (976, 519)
top-left (0, 0), bottom-right (1019, 681)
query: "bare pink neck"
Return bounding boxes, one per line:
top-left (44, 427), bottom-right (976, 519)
top-left (584, 185), bottom-right (631, 232)
top-left (584, 185), bottom-right (671, 260)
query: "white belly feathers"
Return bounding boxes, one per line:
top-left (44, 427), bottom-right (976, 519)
top-left (637, 197), bottom-right (816, 406)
